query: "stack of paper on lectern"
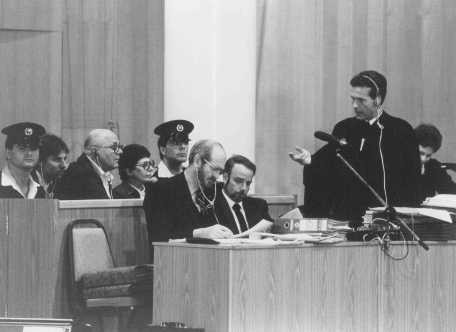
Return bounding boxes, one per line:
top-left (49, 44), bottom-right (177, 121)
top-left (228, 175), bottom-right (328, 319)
top-left (371, 206), bottom-right (454, 223)
top-left (422, 194), bottom-right (456, 210)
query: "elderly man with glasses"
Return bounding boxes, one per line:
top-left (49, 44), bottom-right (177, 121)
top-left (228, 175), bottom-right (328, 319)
top-left (144, 139), bottom-right (233, 244)
top-left (55, 129), bottom-right (123, 199)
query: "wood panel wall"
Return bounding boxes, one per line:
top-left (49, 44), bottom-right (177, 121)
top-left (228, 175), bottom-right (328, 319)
top-left (256, 0), bottom-right (456, 203)
top-left (0, 0), bottom-right (164, 164)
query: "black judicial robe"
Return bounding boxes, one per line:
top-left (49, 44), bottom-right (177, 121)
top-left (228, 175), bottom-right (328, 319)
top-left (143, 173), bottom-right (218, 243)
top-left (214, 183), bottom-right (272, 234)
top-left (302, 112), bottom-right (420, 225)
top-left (418, 158), bottom-right (456, 202)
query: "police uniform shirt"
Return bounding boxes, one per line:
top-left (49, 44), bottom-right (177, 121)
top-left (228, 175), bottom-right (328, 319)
top-left (1, 164), bottom-right (41, 198)
top-left (157, 161), bottom-right (174, 178)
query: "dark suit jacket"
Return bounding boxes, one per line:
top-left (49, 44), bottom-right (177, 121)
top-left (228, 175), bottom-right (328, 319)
top-left (0, 171), bottom-right (46, 198)
top-left (54, 154), bottom-right (110, 200)
top-left (418, 158), bottom-right (456, 202)
top-left (113, 182), bottom-right (140, 199)
top-left (214, 183), bottom-right (272, 234)
top-left (143, 173), bottom-right (218, 243)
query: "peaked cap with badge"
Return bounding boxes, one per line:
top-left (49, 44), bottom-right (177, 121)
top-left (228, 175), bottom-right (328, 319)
top-left (2, 122), bottom-right (46, 149)
top-left (154, 119), bottom-right (194, 144)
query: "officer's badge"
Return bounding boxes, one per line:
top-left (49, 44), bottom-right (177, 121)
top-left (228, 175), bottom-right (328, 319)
top-left (24, 128), bottom-right (33, 136)
top-left (176, 124), bottom-right (184, 132)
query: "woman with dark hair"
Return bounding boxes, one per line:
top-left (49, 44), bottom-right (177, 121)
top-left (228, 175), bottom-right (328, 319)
top-left (113, 144), bottom-right (156, 199)
top-left (415, 123), bottom-right (456, 201)
top-left (33, 134), bottom-right (69, 198)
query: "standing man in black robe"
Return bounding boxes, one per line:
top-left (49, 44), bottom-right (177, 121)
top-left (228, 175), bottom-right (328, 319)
top-left (290, 70), bottom-right (421, 226)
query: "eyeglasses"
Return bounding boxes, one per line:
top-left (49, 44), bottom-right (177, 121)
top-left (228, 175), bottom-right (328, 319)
top-left (98, 143), bottom-right (124, 153)
top-left (136, 160), bottom-right (156, 171)
top-left (203, 158), bottom-right (224, 174)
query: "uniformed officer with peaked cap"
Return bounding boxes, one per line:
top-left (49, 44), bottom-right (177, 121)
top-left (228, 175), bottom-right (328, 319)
top-left (0, 122), bottom-right (46, 198)
top-left (154, 119), bottom-right (194, 178)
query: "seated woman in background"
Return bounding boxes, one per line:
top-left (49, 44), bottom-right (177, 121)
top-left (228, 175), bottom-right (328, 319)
top-left (113, 144), bottom-right (156, 199)
top-left (33, 134), bottom-right (69, 198)
top-left (415, 123), bottom-right (456, 202)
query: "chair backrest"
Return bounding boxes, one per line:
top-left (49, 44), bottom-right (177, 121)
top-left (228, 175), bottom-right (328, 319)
top-left (68, 219), bottom-right (115, 282)
top-left (249, 194), bottom-right (297, 219)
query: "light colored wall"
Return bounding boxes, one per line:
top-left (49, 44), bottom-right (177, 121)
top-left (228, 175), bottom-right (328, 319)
top-left (164, 0), bottom-right (256, 161)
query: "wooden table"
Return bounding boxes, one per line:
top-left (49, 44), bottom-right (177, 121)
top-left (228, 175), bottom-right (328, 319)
top-left (153, 242), bottom-right (456, 332)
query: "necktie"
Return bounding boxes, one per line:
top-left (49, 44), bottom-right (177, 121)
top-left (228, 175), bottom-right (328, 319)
top-left (233, 203), bottom-right (248, 233)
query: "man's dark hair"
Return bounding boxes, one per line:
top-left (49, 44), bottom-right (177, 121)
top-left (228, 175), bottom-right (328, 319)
top-left (118, 144), bottom-right (151, 181)
top-left (224, 155), bottom-right (256, 177)
top-left (350, 70), bottom-right (387, 105)
top-left (39, 134), bottom-right (70, 162)
top-left (415, 123), bottom-right (442, 152)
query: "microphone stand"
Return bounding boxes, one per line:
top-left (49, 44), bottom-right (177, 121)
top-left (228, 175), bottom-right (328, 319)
top-left (335, 149), bottom-right (429, 251)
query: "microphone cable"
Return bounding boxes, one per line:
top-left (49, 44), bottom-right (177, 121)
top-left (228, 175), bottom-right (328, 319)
top-left (377, 120), bottom-right (388, 206)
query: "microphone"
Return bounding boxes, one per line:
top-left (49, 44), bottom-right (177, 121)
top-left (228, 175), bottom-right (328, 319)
top-left (440, 163), bottom-right (456, 172)
top-left (314, 131), bottom-right (347, 147)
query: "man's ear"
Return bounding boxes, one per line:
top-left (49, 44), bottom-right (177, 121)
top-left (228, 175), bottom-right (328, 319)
top-left (5, 149), bottom-right (11, 160)
top-left (223, 172), bottom-right (228, 183)
top-left (375, 96), bottom-right (381, 106)
top-left (159, 145), bottom-right (166, 156)
top-left (194, 154), bottom-right (203, 167)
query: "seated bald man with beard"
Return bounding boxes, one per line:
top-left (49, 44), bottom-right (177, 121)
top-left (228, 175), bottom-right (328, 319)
top-left (144, 139), bottom-right (233, 242)
top-left (55, 129), bottom-right (123, 199)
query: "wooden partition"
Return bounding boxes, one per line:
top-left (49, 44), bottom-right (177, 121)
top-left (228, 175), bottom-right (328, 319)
top-left (0, 194), bottom-right (290, 321)
top-left (0, 198), bottom-right (148, 319)
top-left (153, 242), bottom-right (456, 332)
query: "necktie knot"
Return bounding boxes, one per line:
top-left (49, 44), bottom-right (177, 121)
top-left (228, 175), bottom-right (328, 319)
top-left (233, 203), bottom-right (241, 212)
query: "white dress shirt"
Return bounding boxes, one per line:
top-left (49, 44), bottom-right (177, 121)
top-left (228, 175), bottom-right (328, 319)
top-left (222, 189), bottom-right (249, 233)
top-left (87, 156), bottom-right (114, 199)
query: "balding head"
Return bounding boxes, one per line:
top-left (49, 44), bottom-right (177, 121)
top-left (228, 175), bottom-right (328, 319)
top-left (188, 139), bottom-right (226, 190)
top-left (84, 129), bottom-right (118, 150)
top-left (84, 129), bottom-right (122, 171)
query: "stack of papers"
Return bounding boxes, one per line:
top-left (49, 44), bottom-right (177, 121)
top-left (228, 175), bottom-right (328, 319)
top-left (423, 194), bottom-right (456, 210)
top-left (217, 232), bottom-right (345, 245)
top-left (370, 206), bottom-right (454, 223)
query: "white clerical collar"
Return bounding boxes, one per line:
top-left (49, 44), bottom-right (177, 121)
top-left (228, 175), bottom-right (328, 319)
top-left (2, 163), bottom-right (40, 198)
top-left (368, 108), bottom-right (384, 126)
top-left (87, 155), bottom-right (114, 198)
top-left (222, 188), bottom-right (244, 210)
